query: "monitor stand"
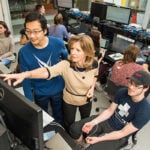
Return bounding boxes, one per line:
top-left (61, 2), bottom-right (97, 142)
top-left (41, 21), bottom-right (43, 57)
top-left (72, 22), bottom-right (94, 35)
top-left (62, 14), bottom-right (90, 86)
top-left (106, 21), bottom-right (123, 28)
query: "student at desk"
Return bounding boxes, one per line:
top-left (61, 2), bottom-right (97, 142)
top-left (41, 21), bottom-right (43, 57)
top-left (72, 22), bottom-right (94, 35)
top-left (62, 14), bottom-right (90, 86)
top-left (49, 13), bottom-right (71, 41)
top-left (110, 44), bottom-right (145, 87)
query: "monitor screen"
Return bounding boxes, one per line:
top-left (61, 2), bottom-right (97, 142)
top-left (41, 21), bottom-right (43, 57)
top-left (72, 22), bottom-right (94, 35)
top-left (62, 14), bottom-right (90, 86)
top-left (0, 79), bottom-right (43, 150)
top-left (57, 0), bottom-right (74, 8)
top-left (106, 5), bottom-right (131, 25)
top-left (111, 34), bottom-right (135, 53)
top-left (90, 2), bottom-right (107, 21)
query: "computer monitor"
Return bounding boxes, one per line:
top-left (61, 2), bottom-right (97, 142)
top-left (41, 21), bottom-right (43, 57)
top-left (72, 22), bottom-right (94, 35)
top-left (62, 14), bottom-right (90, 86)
top-left (90, 2), bottom-right (107, 21)
top-left (111, 34), bottom-right (135, 53)
top-left (0, 79), bottom-right (43, 150)
top-left (56, 0), bottom-right (74, 8)
top-left (106, 5), bottom-right (131, 26)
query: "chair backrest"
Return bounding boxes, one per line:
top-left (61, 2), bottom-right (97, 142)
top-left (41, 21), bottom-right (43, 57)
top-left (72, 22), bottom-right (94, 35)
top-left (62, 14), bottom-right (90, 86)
top-left (120, 132), bottom-right (138, 150)
top-left (105, 78), bottom-right (124, 101)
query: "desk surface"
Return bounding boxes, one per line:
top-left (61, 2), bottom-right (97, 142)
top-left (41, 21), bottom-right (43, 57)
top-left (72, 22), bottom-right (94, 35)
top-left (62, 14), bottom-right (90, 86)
top-left (100, 23), bottom-right (150, 45)
top-left (44, 123), bottom-right (79, 150)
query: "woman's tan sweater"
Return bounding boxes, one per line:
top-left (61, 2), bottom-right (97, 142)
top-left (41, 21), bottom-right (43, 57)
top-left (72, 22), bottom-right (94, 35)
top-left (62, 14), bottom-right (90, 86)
top-left (0, 34), bottom-right (14, 60)
top-left (49, 60), bottom-right (98, 106)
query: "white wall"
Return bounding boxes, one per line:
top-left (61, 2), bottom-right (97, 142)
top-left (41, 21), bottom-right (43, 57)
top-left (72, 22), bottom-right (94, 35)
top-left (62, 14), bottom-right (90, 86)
top-left (142, 0), bottom-right (150, 29)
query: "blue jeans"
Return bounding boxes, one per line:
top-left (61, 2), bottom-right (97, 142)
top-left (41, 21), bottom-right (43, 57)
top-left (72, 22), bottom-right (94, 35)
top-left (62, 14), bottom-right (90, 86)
top-left (1, 59), bottom-right (11, 66)
top-left (34, 91), bottom-right (64, 126)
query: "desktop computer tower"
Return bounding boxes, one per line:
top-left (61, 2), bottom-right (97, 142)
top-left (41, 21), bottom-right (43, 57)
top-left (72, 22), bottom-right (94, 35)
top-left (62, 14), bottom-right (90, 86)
top-left (0, 123), bottom-right (10, 150)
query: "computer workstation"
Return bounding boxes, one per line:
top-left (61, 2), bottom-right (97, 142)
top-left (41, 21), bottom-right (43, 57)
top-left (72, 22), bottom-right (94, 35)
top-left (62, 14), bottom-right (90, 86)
top-left (0, 79), bottom-right (78, 150)
top-left (104, 33), bottom-right (147, 65)
top-left (90, 2), bottom-right (148, 65)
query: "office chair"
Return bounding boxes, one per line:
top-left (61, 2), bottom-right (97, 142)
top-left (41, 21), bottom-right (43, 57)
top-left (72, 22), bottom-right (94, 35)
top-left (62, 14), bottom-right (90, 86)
top-left (120, 132), bottom-right (138, 150)
top-left (105, 78), bottom-right (124, 101)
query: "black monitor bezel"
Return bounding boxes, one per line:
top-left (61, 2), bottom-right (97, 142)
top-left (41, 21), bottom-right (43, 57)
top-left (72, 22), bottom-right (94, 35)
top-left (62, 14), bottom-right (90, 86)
top-left (0, 79), bottom-right (43, 150)
top-left (106, 5), bottom-right (131, 25)
top-left (90, 2), bottom-right (108, 21)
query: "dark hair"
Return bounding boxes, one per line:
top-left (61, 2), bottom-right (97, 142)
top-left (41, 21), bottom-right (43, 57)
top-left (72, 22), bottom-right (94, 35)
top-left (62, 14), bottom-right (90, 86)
top-left (88, 29), bottom-right (102, 57)
top-left (24, 12), bottom-right (47, 32)
top-left (88, 29), bottom-right (101, 48)
top-left (0, 21), bottom-right (11, 37)
top-left (34, 4), bottom-right (43, 12)
top-left (20, 28), bottom-right (28, 39)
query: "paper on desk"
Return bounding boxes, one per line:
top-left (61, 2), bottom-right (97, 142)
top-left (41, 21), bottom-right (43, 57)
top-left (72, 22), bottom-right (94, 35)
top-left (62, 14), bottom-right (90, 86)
top-left (108, 53), bottom-right (123, 60)
top-left (42, 110), bottom-right (54, 128)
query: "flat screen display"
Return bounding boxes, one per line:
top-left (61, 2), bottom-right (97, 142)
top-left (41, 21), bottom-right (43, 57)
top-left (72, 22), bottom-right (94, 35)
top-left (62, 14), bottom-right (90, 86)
top-left (0, 79), bottom-right (43, 150)
top-left (111, 34), bottom-right (135, 53)
top-left (106, 5), bottom-right (131, 25)
top-left (90, 2), bottom-right (107, 21)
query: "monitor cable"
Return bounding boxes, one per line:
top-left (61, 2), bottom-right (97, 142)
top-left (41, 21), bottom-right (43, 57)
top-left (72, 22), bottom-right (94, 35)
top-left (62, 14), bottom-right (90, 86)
top-left (49, 121), bottom-right (65, 131)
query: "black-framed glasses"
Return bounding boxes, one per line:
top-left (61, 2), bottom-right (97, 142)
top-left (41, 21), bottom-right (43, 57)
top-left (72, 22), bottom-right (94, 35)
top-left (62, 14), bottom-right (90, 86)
top-left (25, 29), bottom-right (43, 36)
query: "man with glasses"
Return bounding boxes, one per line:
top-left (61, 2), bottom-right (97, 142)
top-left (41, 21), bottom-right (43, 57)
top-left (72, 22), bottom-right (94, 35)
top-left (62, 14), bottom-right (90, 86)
top-left (69, 70), bottom-right (150, 150)
top-left (18, 12), bottom-right (68, 125)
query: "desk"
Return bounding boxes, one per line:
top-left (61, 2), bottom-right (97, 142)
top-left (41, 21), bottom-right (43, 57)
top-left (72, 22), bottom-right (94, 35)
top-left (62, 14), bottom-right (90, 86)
top-left (99, 23), bottom-right (150, 45)
top-left (103, 50), bottom-right (120, 65)
top-left (44, 122), bottom-right (79, 150)
top-left (104, 50), bottom-right (146, 66)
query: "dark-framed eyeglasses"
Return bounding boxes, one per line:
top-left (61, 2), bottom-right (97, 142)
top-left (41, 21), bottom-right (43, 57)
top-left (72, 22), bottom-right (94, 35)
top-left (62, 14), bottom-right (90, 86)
top-left (25, 29), bottom-right (43, 36)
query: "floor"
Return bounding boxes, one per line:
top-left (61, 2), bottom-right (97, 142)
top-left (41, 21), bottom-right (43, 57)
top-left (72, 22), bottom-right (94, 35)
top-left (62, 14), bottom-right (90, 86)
top-left (8, 43), bottom-right (150, 150)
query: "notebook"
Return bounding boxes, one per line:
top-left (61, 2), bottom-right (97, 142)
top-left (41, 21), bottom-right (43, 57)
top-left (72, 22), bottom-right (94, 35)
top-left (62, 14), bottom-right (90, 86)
top-left (108, 53), bottom-right (124, 61)
top-left (45, 133), bottom-right (72, 150)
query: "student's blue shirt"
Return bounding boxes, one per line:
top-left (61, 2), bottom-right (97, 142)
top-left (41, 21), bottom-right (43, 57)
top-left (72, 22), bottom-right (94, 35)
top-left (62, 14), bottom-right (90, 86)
top-left (109, 88), bottom-right (150, 130)
top-left (19, 36), bottom-right (68, 101)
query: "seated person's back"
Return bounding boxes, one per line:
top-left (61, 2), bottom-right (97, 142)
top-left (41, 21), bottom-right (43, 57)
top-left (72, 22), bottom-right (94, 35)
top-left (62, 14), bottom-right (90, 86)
top-left (49, 13), bottom-right (70, 40)
top-left (88, 28), bottom-right (102, 58)
top-left (110, 44), bottom-right (144, 87)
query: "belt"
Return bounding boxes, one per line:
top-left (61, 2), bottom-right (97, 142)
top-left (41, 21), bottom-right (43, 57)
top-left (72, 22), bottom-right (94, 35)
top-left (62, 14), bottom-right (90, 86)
top-left (65, 88), bottom-right (86, 97)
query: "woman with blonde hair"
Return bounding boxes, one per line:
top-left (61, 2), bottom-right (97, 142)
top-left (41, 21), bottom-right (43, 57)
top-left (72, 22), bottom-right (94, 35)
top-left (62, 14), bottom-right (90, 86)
top-left (1, 34), bottom-right (100, 132)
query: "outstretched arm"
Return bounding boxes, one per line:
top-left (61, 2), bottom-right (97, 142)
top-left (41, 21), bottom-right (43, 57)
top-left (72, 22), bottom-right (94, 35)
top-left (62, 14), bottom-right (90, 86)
top-left (0, 67), bottom-right (50, 86)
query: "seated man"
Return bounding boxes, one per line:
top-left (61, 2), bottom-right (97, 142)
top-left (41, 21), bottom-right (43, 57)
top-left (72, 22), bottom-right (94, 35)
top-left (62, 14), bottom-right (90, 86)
top-left (69, 70), bottom-right (150, 150)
